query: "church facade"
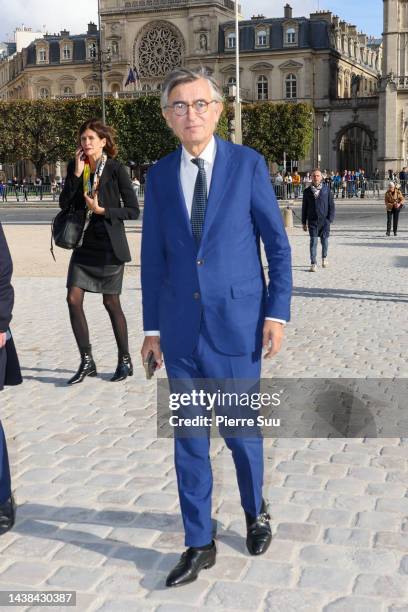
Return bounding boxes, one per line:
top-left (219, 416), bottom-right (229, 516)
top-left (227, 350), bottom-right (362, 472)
top-left (0, 1), bottom-right (397, 175)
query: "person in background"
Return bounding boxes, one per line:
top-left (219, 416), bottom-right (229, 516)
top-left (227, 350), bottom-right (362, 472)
top-left (384, 181), bottom-right (404, 236)
top-left (302, 168), bottom-right (335, 272)
top-left (60, 118), bottom-right (139, 384)
top-left (292, 170), bottom-right (301, 199)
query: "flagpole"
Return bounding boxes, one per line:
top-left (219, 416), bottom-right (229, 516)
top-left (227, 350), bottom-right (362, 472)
top-left (234, 0), bottom-right (242, 145)
top-left (97, 0), bottom-right (106, 123)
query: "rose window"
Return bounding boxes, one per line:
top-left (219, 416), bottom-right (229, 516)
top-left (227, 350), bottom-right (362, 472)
top-left (137, 23), bottom-right (184, 78)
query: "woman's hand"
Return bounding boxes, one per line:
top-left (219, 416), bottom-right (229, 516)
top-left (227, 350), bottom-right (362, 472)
top-left (84, 192), bottom-right (105, 215)
top-left (74, 147), bottom-right (86, 178)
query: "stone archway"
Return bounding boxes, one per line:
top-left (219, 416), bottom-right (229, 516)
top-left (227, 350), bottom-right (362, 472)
top-left (336, 123), bottom-right (376, 174)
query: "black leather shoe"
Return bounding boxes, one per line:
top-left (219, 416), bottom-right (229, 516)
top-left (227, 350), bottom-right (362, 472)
top-left (245, 499), bottom-right (272, 556)
top-left (0, 494), bottom-right (16, 535)
top-left (110, 354), bottom-right (133, 382)
top-left (67, 351), bottom-right (97, 385)
top-left (166, 542), bottom-right (216, 587)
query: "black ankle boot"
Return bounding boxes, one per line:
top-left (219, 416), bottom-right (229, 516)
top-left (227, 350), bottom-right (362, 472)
top-left (111, 353), bottom-right (133, 382)
top-left (68, 348), bottom-right (97, 385)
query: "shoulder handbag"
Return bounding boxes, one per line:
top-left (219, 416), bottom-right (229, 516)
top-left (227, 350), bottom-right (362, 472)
top-left (50, 205), bottom-right (86, 261)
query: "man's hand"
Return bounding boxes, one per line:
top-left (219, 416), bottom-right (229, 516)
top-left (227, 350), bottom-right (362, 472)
top-left (262, 321), bottom-right (284, 359)
top-left (141, 335), bottom-right (163, 369)
top-left (0, 332), bottom-right (7, 349)
top-left (303, 224), bottom-right (307, 232)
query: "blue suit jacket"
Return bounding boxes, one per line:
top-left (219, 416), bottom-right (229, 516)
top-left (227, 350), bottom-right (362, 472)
top-left (141, 136), bottom-right (292, 359)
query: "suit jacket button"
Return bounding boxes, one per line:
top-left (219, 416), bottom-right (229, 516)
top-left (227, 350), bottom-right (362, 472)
top-left (193, 292), bottom-right (200, 300)
top-left (197, 259), bottom-right (204, 265)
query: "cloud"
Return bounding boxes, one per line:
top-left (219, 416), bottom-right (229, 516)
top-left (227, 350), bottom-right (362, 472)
top-left (0, 0), bottom-right (97, 41)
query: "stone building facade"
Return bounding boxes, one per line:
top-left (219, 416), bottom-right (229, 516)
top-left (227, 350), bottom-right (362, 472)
top-left (377, 0), bottom-right (408, 172)
top-left (0, 2), bottom-right (385, 175)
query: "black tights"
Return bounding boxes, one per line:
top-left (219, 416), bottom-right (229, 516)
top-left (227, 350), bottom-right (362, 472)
top-left (67, 287), bottom-right (129, 357)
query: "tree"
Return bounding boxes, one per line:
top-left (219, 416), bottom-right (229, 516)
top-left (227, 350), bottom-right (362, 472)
top-left (239, 102), bottom-right (314, 163)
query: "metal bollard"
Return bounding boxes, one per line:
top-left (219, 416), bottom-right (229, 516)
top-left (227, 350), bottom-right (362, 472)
top-left (283, 206), bottom-right (293, 229)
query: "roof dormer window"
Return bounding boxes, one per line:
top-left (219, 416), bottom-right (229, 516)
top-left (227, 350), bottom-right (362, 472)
top-left (256, 29), bottom-right (268, 47)
top-left (286, 27), bottom-right (296, 45)
top-left (226, 32), bottom-right (236, 50)
top-left (38, 48), bottom-right (47, 63)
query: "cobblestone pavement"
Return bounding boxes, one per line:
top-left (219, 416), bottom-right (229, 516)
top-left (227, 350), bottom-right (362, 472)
top-left (0, 207), bottom-right (407, 611)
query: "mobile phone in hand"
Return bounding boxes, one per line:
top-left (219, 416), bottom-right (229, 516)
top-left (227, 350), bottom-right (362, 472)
top-left (143, 351), bottom-right (157, 380)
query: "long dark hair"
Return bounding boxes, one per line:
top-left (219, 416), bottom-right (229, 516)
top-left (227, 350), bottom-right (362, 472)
top-left (78, 118), bottom-right (118, 158)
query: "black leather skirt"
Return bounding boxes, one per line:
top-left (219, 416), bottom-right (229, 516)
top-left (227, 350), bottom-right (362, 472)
top-left (66, 217), bottom-right (124, 294)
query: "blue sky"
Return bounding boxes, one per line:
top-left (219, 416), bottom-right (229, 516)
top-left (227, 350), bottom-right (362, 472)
top-left (0, 0), bottom-right (382, 42)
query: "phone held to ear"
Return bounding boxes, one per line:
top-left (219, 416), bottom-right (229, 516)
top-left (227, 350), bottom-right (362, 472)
top-left (143, 351), bottom-right (158, 380)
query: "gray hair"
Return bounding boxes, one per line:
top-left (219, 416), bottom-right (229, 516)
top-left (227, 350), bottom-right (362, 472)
top-left (161, 67), bottom-right (224, 109)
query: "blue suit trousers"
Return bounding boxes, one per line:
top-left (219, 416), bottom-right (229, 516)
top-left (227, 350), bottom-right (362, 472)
top-left (165, 321), bottom-right (263, 548)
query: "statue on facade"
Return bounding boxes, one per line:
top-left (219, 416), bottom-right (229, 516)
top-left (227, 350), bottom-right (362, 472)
top-left (351, 74), bottom-right (361, 98)
top-left (199, 33), bottom-right (208, 51)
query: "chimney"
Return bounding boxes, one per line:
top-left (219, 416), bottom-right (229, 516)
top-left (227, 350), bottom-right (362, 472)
top-left (87, 22), bottom-right (98, 35)
top-left (60, 29), bottom-right (70, 37)
top-left (284, 4), bottom-right (292, 19)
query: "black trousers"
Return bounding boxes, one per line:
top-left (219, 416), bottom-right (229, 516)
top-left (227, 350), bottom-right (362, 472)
top-left (386, 208), bottom-right (401, 234)
top-left (0, 349), bottom-right (11, 504)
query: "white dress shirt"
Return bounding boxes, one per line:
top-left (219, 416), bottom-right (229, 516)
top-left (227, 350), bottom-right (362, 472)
top-left (144, 136), bottom-right (285, 335)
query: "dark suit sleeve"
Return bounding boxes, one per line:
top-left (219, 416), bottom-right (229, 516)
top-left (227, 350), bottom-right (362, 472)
top-left (59, 160), bottom-right (83, 210)
top-left (301, 189), bottom-right (308, 225)
top-left (328, 188), bottom-right (335, 222)
top-left (0, 223), bottom-right (14, 333)
top-left (105, 164), bottom-right (140, 222)
top-left (250, 155), bottom-right (292, 322)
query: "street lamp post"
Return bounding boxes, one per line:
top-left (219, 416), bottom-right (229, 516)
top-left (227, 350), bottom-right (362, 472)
top-left (234, 0), bottom-right (242, 145)
top-left (96, 0), bottom-right (111, 123)
top-left (315, 111), bottom-right (330, 168)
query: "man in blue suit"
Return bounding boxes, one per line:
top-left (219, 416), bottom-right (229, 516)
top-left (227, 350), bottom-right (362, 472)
top-left (302, 168), bottom-right (335, 272)
top-left (0, 222), bottom-right (21, 535)
top-left (141, 68), bottom-right (292, 587)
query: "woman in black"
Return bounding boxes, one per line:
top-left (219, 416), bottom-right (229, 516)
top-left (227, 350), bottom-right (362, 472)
top-left (60, 118), bottom-right (139, 384)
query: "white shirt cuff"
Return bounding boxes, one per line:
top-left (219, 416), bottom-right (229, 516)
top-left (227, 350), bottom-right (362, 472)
top-left (265, 317), bottom-right (287, 325)
top-left (144, 331), bottom-right (160, 336)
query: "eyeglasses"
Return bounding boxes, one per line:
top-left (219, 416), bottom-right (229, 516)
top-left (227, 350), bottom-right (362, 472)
top-left (166, 99), bottom-right (218, 116)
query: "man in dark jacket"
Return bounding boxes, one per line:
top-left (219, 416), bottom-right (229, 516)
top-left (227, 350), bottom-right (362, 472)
top-left (302, 168), bottom-right (335, 272)
top-left (0, 222), bottom-right (22, 534)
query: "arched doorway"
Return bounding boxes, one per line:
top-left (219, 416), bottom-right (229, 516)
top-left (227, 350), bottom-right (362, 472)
top-left (337, 125), bottom-right (374, 174)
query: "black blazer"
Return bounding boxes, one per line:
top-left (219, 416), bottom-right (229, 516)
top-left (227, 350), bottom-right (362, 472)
top-left (59, 158), bottom-right (140, 262)
top-left (0, 222), bottom-right (22, 387)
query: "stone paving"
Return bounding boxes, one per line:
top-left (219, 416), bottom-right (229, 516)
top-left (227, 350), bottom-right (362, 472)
top-left (0, 206), bottom-right (407, 611)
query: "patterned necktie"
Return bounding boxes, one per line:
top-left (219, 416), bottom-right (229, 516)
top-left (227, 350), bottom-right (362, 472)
top-left (191, 158), bottom-right (208, 242)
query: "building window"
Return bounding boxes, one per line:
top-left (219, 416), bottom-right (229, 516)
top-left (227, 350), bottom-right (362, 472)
top-left (257, 30), bottom-right (267, 46)
top-left (285, 73), bottom-right (297, 99)
top-left (141, 84), bottom-right (152, 92)
top-left (89, 43), bottom-right (97, 59)
top-left (257, 75), bottom-right (268, 100)
top-left (63, 86), bottom-right (73, 95)
top-left (39, 87), bottom-right (49, 99)
top-left (286, 28), bottom-right (296, 44)
top-left (63, 45), bottom-right (71, 60)
top-left (38, 49), bottom-right (47, 62)
top-left (227, 32), bottom-right (236, 49)
top-left (88, 84), bottom-right (99, 95)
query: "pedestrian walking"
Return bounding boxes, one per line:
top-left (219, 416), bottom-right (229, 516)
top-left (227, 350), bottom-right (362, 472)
top-left (384, 181), bottom-right (404, 236)
top-left (302, 168), bottom-right (335, 271)
top-left (141, 67), bottom-right (292, 587)
top-left (59, 118), bottom-right (140, 385)
top-left (0, 221), bottom-right (22, 535)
